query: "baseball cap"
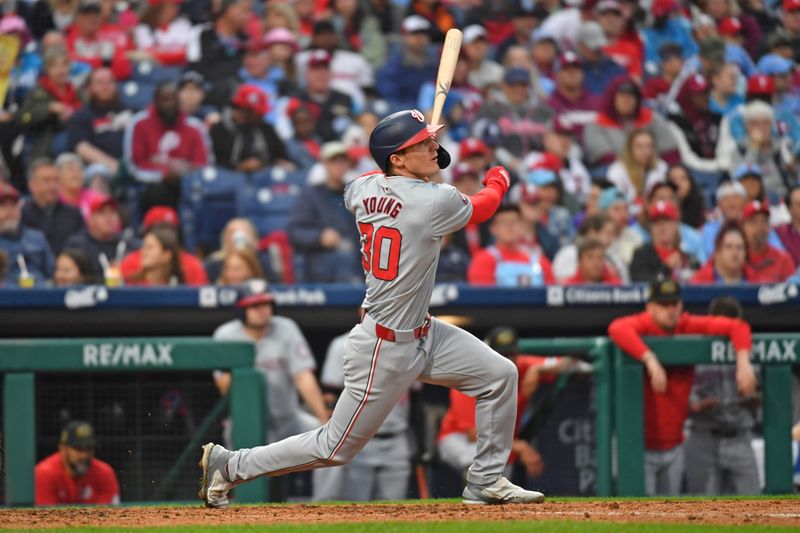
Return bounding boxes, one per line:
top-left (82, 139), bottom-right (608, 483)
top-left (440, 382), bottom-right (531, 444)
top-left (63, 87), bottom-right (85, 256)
top-left (245, 36), bottom-right (270, 54)
top-left (178, 70), bottom-right (207, 90)
top-left (484, 327), bottom-right (520, 358)
top-left (555, 50), bottom-right (582, 71)
top-left (683, 73), bottom-right (709, 93)
top-left (598, 187), bottom-right (626, 211)
top-left (717, 17), bottom-right (742, 37)
top-left (263, 28), bottom-right (298, 50)
top-left (530, 152), bottom-right (563, 172)
top-left (60, 420), bottom-right (96, 450)
top-left (531, 28), bottom-right (557, 45)
top-left (658, 42), bottom-right (683, 61)
top-left (527, 168), bottom-right (558, 187)
top-left (232, 84), bottom-right (270, 115)
top-left (747, 74), bottom-right (776, 96)
top-left (647, 201), bottom-right (679, 222)
top-left (452, 162), bottom-right (479, 182)
top-left (596, 0), bottom-right (622, 14)
top-left (511, 0), bottom-right (549, 18)
top-left (652, 0), bottom-right (677, 17)
top-left (733, 163), bottom-right (763, 181)
top-left (715, 180), bottom-right (747, 202)
top-left (463, 24), bottom-right (488, 45)
top-left (0, 182), bottom-right (20, 203)
top-left (401, 15), bottom-right (431, 34)
top-left (784, 0), bottom-right (800, 11)
top-left (88, 194), bottom-right (118, 216)
top-left (742, 200), bottom-right (770, 221)
top-left (307, 49), bottom-right (332, 69)
top-left (504, 67), bottom-right (531, 85)
top-left (757, 53), bottom-right (795, 76)
top-left (321, 141), bottom-right (348, 160)
top-left (312, 19), bottom-right (336, 36)
top-left (577, 22), bottom-right (608, 50)
top-left (459, 137), bottom-right (490, 159)
top-left (648, 277), bottom-right (682, 303)
top-left (143, 206), bottom-right (179, 229)
top-left (236, 282), bottom-right (275, 308)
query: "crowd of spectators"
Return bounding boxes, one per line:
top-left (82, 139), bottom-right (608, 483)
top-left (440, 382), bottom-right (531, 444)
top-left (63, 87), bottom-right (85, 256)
top-left (1, 0), bottom-right (800, 288)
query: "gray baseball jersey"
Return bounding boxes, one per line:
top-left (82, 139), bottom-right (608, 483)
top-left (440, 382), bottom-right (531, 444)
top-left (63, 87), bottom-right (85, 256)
top-left (223, 171), bottom-right (519, 492)
top-left (213, 316), bottom-right (316, 439)
top-left (344, 173), bottom-right (473, 330)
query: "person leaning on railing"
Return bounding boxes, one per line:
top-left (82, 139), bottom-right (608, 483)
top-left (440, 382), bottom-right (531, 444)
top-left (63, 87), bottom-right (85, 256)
top-left (607, 277), bottom-right (756, 497)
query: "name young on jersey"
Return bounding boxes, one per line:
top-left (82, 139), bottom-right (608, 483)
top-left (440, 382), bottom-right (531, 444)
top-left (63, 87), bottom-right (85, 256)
top-left (363, 196), bottom-right (404, 219)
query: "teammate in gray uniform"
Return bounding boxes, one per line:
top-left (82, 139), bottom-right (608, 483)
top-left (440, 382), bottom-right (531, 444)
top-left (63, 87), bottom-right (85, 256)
top-left (199, 109), bottom-right (545, 507)
top-left (685, 297), bottom-right (761, 495)
top-left (317, 333), bottom-right (412, 501)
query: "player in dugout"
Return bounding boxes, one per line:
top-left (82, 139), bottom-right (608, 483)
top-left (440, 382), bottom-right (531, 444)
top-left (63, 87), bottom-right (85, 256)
top-left (34, 420), bottom-right (120, 506)
top-left (608, 278), bottom-right (757, 496)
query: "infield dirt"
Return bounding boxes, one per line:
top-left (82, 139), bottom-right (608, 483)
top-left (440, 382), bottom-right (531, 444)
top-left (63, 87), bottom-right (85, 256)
top-left (1, 499), bottom-right (799, 529)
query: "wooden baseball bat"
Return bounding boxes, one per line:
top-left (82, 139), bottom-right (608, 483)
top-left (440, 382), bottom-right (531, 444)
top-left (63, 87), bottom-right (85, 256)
top-left (429, 28), bottom-right (463, 127)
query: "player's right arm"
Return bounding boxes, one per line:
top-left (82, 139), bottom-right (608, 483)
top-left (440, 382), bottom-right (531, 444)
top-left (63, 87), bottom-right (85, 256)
top-left (608, 313), bottom-right (668, 394)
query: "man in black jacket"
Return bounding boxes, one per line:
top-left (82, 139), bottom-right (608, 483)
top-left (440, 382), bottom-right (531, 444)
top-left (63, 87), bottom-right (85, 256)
top-left (299, 50), bottom-right (354, 143)
top-left (21, 159), bottom-right (84, 255)
top-left (63, 195), bottom-right (131, 280)
top-left (210, 85), bottom-right (291, 172)
top-left (630, 201), bottom-right (691, 282)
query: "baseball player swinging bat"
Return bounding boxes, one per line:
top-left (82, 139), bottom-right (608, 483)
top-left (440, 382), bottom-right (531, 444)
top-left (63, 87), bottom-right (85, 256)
top-left (429, 28), bottom-right (463, 128)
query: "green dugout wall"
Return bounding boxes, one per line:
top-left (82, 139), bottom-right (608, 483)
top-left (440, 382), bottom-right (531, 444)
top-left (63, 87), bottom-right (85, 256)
top-left (0, 338), bottom-right (268, 506)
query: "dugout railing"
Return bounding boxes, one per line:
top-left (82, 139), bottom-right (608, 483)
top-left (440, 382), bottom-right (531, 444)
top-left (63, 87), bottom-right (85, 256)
top-left (0, 338), bottom-right (269, 506)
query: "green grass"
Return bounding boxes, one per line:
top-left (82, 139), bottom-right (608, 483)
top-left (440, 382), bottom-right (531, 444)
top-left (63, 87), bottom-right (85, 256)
top-left (8, 521), bottom-right (799, 533)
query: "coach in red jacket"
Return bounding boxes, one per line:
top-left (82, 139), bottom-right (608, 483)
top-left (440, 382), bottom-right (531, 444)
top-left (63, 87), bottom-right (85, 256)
top-left (35, 421), bottom-right (119, 506)
top-left (607, 278), bottom-right (756, 496)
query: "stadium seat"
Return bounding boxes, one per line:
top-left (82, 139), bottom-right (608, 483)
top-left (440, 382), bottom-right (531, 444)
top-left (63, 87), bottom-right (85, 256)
top-left (236, 166), bottom-right (306, 236)
top-left (131, 61), bottom-right (182, 85)
top-left (119, 81), bottom-right (156, 112)
top-left (180, 167), bottom-right (247, 253)
top-left (689, 169), bottom-right (724, 210)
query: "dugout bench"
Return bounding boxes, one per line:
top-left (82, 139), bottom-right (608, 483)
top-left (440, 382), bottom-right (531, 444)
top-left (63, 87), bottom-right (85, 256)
top-left (0, 338), bottom-right (269, 506)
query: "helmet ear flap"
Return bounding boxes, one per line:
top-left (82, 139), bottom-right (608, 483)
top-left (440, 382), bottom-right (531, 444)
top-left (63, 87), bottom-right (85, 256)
top-left (437, 145), bottom-right (451, 169)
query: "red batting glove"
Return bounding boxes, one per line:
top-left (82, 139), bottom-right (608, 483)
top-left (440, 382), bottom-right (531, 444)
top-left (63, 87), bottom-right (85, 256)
top-left (482, 166), bottom-right (511, 194)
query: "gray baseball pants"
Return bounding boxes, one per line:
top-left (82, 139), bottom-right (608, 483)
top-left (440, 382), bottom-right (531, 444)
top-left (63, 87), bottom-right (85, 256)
top-left (645, 445), bottom-right (684, 496)
top-left (226, 317), bottom-right (518, 487)
top-left (684, 429), bottom-right (760, 495)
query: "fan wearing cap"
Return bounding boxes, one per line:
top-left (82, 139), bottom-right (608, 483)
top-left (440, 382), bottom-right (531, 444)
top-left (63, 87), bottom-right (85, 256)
top-left (133, 0), bottom-right (192, 65)
top-left (630, 201), bottom-right (693, 282)
top-left (554, 213), bottom-right (627, 283)
top-left (595, 0), bottom-right (643, 80)
top-left (583, 77), bottom-right (679, 168)
top-left (294, 20), bottom-right (374, 112)
top-left (473, 67), bottom-right (553, 161)
top-left (667, 73), bottom-right (721, 160)
top-left (186, 0), bottom-right (252, 107)
top-left (287, 141), bottom-right (362, 283)
top-left (757, 53), bottom-right (800, 117)
top-left (404, 0), bottom-right (455, 42)
top-left (468, 205), bottom-right (556, 287)
top-left (124, 81), bottom-right (213, 210)
top-left (462, 25), bottom-right (504, 92)
top-left (574, 21), bottom-right (628, 97)
top-left (65, 67), bottom-right (128, 175)
top-left (296, 49), bottom-right (356, 142)
top-left (640, 0), bottom-right (698, 69)
top-left (35, 420), bottom-right (120, 506)
top-left (690, 221), bottom-right (759, 284)
top-left (177, 71), bottom-right (219, 126)
top-left (63, 194), bottom-right (131, 281)
top-left (438, 326), bottom-right (570, 481)
top-left (608, 278), bottom-right (756, 495)
top-left (547, 52), bottom-right (602, 127)
top-left (209, 84), bottom-right (290, 173)
top-left (0, 182), bottom-right (55, 284)
top-left (770, 0), bottom-right (800, 63)
top-left (494, 1), bottom-right (550, 63)
top-left (63, 1), bottom-right (133, 81)
top-left (376, 16), bottom-right (438, 111)
top-left (705, 0), bottom-right (763, 58)
top-left (563, 237), bottom-right (622, 285)
top-left (21, 158), bottom-right (85, 255)
top-left (642, 43), bottom-right (684, 105)
top-left (639, 181), bottom-right (706, 264)
top-left (520, 162), bottom-right (575, 249)
top-left (741, 200), bottom-right (796, 282)
top-left (119, 206), bottom-right (208, 286)
top-left (715, 17), bottom-right (758, 78)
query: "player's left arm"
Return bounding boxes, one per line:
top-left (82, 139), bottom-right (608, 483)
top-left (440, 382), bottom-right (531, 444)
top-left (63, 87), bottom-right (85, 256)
top-left (682, 314), bottom-right (756, 396)
top-left (467, 166), bottom-right (511, 224)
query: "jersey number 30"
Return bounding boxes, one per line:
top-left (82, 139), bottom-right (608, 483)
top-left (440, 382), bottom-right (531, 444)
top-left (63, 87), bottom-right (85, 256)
top-left (358, 223), bottom-right (402, 281)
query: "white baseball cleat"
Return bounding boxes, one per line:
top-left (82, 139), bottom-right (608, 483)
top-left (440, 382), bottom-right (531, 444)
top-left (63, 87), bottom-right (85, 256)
top-left (198, 442), bottom-right (233, 508)
top-left (462, 476), bottom-right (545, 504)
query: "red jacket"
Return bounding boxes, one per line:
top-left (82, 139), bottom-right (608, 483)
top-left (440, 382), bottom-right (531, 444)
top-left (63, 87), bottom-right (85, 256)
top-left (747, 246), bottom-right (795, 283)
top-left (608, 312), bottom-right (751, 451)
top-left (563, 267), bottom-right (621, 285)
top-left (689, 260), bottom-right (760, 284)
top-left (124, 106), bottom-right (212, 184)
top-left (467, 245), bottom-right (555, 286)
top-left (65, 25), bottom-right (132, 80)
top-left (35, 452), bottom-right (119, 506)
top-left (120, 250), bottom-right (208, 286)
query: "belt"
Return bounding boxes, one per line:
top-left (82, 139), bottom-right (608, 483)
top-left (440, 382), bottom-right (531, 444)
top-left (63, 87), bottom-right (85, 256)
top-left (709, 427), bottom-right (740, 438)
top-left (360, 311), bottom-right (431, 343)
top-left (373, 431), bottom-right (403, 440)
